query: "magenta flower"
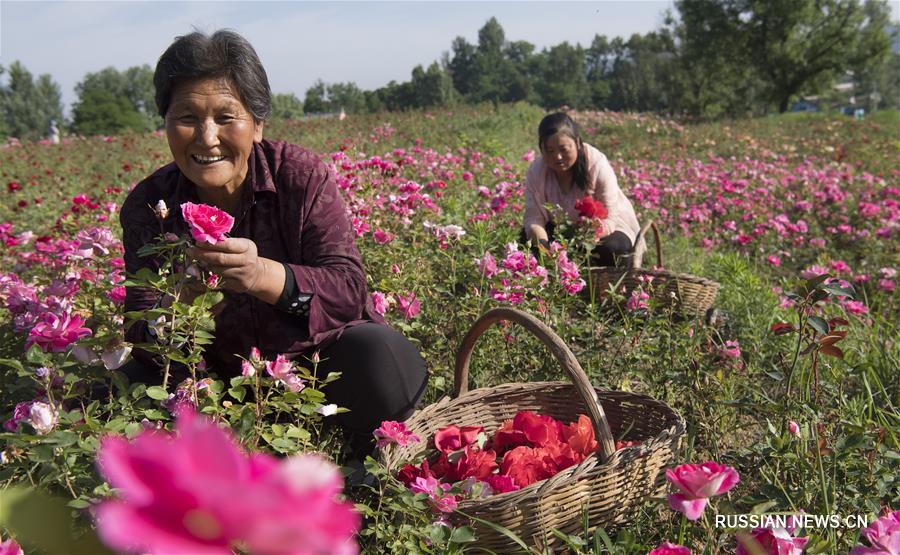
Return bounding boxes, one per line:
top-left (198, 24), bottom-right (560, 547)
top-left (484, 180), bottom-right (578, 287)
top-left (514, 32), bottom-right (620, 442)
top-left (107, 285), bottom-right (127, 305)
top-left (649, 542), bottom-right (691, 555)
top-left (373, 228), bottom-right (394, 245)
top-left (371, 291), bottom-right (391, 316)
top-left (627, 290), bottom-right (650, 311)
top-left (851, 510), bottom-right (900, 555)
top-left (0, 536), bottom-right (23, 555)
top-left (373, 420), bottom-right (421, 449)
top-left (25, 310), bottom-right (92, 352)
top-left (180, 202), bottom-right (234, 245)
top-left (788, 421), bottom-right (801, 437)
top-left (477, 252), bottom-right (499, 278)
top-left (395, 292), bottom-right (421, 320)
top-left (720, 340), bottom-right (741, 359)
top-left (767, 254), bottom-right (781, 267)
top-left (666, 461), bottom-right (740, 520)
top-left (410, 476), bottom-right (458, 513)
top-left (265, 354), bottom-right (305, 392)
top-left (522, 149), bottom-right (535, 162)
top-left (736, 527), bottom-right (808, 555)
top-left (844, 300), bottom-right (869, 315)
top-left (95, 407), bottom-right (359, 555)
top-left (800, 265), bottom-right (828, 280)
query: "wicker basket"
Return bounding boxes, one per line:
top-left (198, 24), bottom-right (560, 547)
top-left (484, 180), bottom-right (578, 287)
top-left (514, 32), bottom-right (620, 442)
top-left (589, 221), bottom-right (720, 317)
top-left (380, 308), bottom-right (685, 551)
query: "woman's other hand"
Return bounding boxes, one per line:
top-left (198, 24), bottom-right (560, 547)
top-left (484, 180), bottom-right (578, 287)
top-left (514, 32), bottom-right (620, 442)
top-left (189, 238), bottom-right (286, 304)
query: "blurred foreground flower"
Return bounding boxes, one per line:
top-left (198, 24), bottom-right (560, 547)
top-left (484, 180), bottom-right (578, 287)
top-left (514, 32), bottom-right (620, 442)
top-left (95, 407), bottom-right (358, 555)
top-left (850, 510), bottom-right (899, 555)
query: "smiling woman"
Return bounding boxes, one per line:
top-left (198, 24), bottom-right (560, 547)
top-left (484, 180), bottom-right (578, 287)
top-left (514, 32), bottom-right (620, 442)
top-left (119, 29), bottom-right (428, 454)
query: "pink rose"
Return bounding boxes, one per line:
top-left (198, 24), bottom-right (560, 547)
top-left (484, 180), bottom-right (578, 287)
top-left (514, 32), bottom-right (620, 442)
top-left (371, 291), bottom-right (391, 316)
top-left (95, 407), bottom-right (359, 555)
top-left (180, 202), bottom-right (234, 244)
top-left (0, 536), bottom-right (23, 555)
top-left (649, 542), bottom-right (691, 555)
top-left (736, 527), bottom-right (808, 555)
top-left (395, 291), bottom-right (421, 320)
top-left (373, 420), bottom-right (421, 449)
top-left (666, 461), bottom-right (740, 520)
top-left (720, 340), bottom-right (741, 359)
top-left (265, 354), bottom-right (305, 392)
top-left (26, 310), bottom-right (92, 352)
top-left (850, 510), bottom-right (900, 555)
top-left (788, 421), bottom-right (801, 437)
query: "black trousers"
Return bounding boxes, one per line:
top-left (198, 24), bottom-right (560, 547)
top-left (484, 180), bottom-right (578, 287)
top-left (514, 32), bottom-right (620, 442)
top-left (117, 322), bottom-right (428, 450)
top-left (520, 222), bottom-right (633, 268)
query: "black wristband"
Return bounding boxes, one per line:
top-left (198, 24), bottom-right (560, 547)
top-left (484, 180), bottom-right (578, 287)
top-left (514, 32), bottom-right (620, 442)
top-left (275, 263), bottom-right (312, 316)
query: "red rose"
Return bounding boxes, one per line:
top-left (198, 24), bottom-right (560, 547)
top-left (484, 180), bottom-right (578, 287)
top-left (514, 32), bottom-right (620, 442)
top-left (574, 196), bottom-right (608, 220)
top-left (397, 458), bottom-right (434, 487)
top-left (434, 425), bottom-right (483, 454)
top-left (441, 446), bottom-right (499, 482)
top-left (500, 446), bottom-right (558, 488)
top-left (491, 419), bottom-right (529, 454)
top-left (561, 414), bottom-right (598, 457)
top-left (484, 474), bottom-right (520, 494)
top-left (512, 411), bottom-right (562, 447)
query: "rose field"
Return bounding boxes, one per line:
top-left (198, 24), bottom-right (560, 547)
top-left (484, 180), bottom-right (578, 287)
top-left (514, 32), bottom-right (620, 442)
top-left (0, 104), bottom-right (897, 554)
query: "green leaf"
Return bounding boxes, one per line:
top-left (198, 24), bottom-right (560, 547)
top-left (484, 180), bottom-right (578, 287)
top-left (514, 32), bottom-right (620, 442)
top-left (449, 526), bottom-right (476, 544)
top-left (145, 386), bottom-right (169, 400)
top-left (228, 386), bottom-right (246, 402)
top-left (807, 316), bottom-right (829, 335)
top-left (819, 283), bottom-right (855, 299)
top-left (0, 358), bottom-right (26, 372)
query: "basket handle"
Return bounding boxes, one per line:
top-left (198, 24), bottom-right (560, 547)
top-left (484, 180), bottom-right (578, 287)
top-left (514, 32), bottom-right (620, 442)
top-left (453, 307), bottom-right (616, 462)
top-left (632, 220), bottom-right (663, 270)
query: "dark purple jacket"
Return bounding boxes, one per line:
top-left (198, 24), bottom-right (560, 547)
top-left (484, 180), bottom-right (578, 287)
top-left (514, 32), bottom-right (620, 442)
top-left (121, 139), bottom-right (384, 377)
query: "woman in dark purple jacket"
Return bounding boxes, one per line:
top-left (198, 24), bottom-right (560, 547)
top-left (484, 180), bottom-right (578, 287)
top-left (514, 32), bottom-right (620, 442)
top-left (120, 30), bottom-right (427, 452)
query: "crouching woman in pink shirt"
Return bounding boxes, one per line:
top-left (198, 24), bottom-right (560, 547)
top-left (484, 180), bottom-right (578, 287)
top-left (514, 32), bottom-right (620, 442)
top-left (522, 112), bottom-right (642, 267)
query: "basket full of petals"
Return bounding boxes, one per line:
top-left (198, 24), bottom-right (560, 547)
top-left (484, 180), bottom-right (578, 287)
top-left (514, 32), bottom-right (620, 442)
top-left (379, 307), bottom-right (685, 551)
top-left (589, 220), bottom-right (721, 317)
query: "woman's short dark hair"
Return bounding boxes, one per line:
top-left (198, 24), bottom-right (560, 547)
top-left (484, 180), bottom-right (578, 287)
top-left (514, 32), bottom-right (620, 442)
top-left (538, 112), bottom-right (589, 192)
top-left (154, 29), bottom-right (271, 122)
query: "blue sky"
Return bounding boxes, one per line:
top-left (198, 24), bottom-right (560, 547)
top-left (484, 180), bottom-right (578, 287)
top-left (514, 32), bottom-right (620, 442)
top-left (1, 1), bottom-right (677, 112)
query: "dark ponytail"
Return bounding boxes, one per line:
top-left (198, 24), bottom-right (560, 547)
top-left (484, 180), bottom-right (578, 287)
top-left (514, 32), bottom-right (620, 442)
top-left (537, 112), bottom-right (589, 191)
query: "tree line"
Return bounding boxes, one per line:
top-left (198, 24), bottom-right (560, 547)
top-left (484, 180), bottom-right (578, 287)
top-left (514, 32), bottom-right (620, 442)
top-left (1, 0), bottom-right (897, 139)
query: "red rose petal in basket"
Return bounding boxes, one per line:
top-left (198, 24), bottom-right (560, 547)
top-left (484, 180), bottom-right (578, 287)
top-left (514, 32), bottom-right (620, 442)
top-left (500, 446), bottom-right (558, 489)
top-left (434, 424), bottom-right (483, 454)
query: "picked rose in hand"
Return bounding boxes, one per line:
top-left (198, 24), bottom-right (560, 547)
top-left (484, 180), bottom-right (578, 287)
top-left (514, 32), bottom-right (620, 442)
top-left (180, 202), bottom-right (234, 244)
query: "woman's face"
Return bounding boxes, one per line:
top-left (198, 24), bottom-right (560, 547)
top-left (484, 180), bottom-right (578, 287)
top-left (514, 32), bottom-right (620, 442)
top-left (541, 132), bottom-right (580, 176)
top-left (165, 78), bottom-right (263, 197)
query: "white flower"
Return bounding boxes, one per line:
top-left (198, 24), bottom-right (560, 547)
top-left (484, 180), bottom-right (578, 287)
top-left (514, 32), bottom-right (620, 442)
top-left (28, 402), bottom-right (58, 435)
top-left (316, 404), bottom-right (338, 417)
top-left (101, 344), bottom-right (132, 370)
top-left (71, 345), bottom-right (99, 365)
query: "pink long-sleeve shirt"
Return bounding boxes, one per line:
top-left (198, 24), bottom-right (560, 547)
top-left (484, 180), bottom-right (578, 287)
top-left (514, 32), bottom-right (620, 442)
top-left (524, 142), bottom-right (641, 244)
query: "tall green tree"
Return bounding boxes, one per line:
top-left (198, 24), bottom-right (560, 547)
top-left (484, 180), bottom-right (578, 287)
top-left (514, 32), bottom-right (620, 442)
top-left (71, 89), bottom-right (146, 136)
top-left (534, 42), bottom-right (591, 109)
top-left (270, 93), bottom-right (304, 121)
top-left (74, 65), bottom-right (159, 132)
top-left (327, 82), bottom-right (366, 114)
top-left (409, 63), bottom-right (458, 108)
top-left (0, 61), bottom-right (64, 140)
top-left (675, 0), bottom-right (893, 113)
top-left (303, 80), bottom-right (328, 114)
